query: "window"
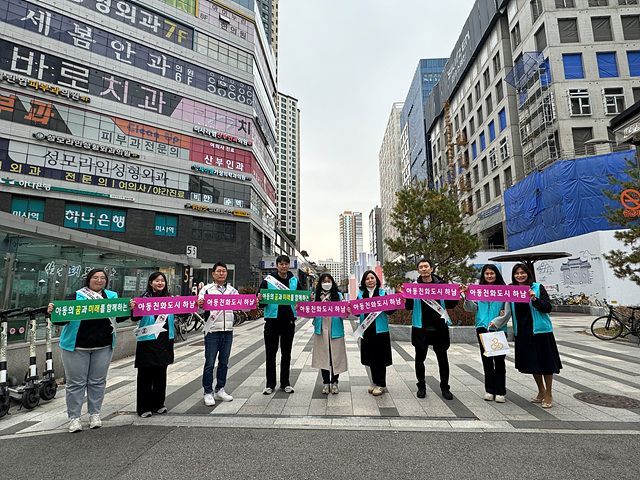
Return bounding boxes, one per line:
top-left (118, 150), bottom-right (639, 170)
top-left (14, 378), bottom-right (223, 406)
top-left (489, 148), bottom-right (498, 169)
top-left (484, 184), bottom-right (491, 203)
top-left (475, 190), bottom-right (482, 209)
top-left (535, 24), bottom-right (547, 51)
top-left (488, 121), bottom-right (496, 142)
top-left (480, 132), bottom-right (486, 151)
top-left (471, 141), bottom-right (478, 159)
top-left (483, 69), bottom-right (491, 89)
top-left (499, 138), bottom-right (509, 160)
top-left (481, 157), bottom-right (488, 177)
top-left (11, 197), bottom-right (45, 221)
top-left (511, 22), bottom-right (521, 47)
top-left (473, 165), bottom-right (480, 184)
top-left (498, 108), bottom-right (507, 131)
top-left (568, 89), bottom-right (592, 115)
top-left (603, 87), bottom-right (625, 115)
top-left (622, 15), bottom-right (640, 41)
top-left (469, 116), bottom-right (476, 135)
top-left (486, 93), bottom-right (493, 114)
top-left (619, 0), bottom-right (639, 5)
top-left (562, 53), bottom-right (585, 79)
top-left (475, 83), bottom-right (482, 102)
top-left (591, 17), bottom-right (613, 41)
top-left (191, 219), bottom-right (236, 242)
top-left (633, 87), bottom-right (640, 103)
top-left (588, 0), bottom-right (608, 5)
top-left (154, 214), bottom-right (178, 237)
top-left (477, 106), bottom-right (484, 125)
top-left (460, 104), bottom-right (466, 121)
top-left (467, 95), bottom-right (474, 112)
top-left (558, 18), bottom-right (579, 42)
top-left (495, 79), bottom-right (504, 102)
top-left (494, 176), bottom-right (502, 196)
top-left (555, 0), bottom-right (575, 6)
top-left (572, 127), bottom-right (594, 155)
top-left (454, 114), bottom-right (460, 132)
top-left (493, 54), bottom-right (501, 75)
top-left (504, 167), bottom-right (513, 188)
top-left (628, 51), bottom-right (640, 76)
top-left (596, 52), bottom-right (619, 77)
top-left (531, 0), bottom-right (543, 22)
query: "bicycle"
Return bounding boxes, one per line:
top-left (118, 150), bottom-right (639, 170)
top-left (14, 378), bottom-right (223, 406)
top-left (590, 301), bottom-right (640, 342)
top-left (233, 311), bottom-right (249, 327)
top-left (183, 311), bottom-right (205, 333)
top-left (173, 314), bottom-right (189, 342)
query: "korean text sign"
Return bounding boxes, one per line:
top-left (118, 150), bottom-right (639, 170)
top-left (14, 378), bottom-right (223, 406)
top-left (259, 290), bottom-right (312, 305)
top-left (203, 294), bottom-right (257, 311)
top-left (133, 296), bottom-right (197, 316)
top-left (296, 302), bottom-right (349, 318)
top-left (349, 294), bottom-right (404, 315)
top-left (401, 283), bottom-right (461, 300)
top-left (465, 285), bottom-right (531, 303)
top-left (51, 298), bottom-right (131, 322)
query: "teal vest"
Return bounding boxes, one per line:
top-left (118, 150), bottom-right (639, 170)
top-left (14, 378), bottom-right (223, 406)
top-left (475, 301), bottom-right (506, 331)
top-left (312, 293), bottom-right (344, 339)
top-left (511, 283), bottom-right (553, 336)
top-left (136, 314), bottom-right (175, 342)
top-left (411, 296), bottom-right (447, 328)
top-left (264, 275), bottom-right (299, 319)
top-left (59, 289), bottom-right (118, 352)
top-left (357, 289), bottom-right (390, 334)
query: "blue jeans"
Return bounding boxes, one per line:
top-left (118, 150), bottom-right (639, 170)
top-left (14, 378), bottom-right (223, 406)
top-left (202, 331), bottom-right (233, 394)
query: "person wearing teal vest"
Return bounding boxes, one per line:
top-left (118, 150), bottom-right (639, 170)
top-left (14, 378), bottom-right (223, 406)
top-left (491, 263), bottom-right (562, 409)
top-left (257, 255), bottom-right (301, 395)
top-left (311, 274), bottom-right (347, 394)
top-left (358, 270), bottom-right (394, 396)
top-left (404, 258), bottom-right (460, 400)
top-left (462, 264), bottom-right (508, 403)
top-left (47, 268), bottom-right (128, 433)
top-left (130, 272), bottom-right (175, 418)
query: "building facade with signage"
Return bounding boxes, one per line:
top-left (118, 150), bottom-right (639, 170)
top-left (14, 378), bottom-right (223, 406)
top-left (424, 0), bottom-right (640, 250)
top-left (0, 0), bottom-right (279, 305)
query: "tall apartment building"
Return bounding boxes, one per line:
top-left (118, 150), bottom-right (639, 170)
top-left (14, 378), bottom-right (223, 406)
top-left (0, 0), bottom-right (279, 306)
top-left (369, 206), bottom-right (383, 262)
top-left (401, 58), bottom-right (448, 186)
top-left (276, 92), bottom-right (300, 247)
top-left (378, 103), bottom-right (404, 263)
top-left (424, 0), bottom-right (640, 250)
top-left (316, 258), bottom-right (342, 282)
top-left (338, 211), bottom-right (363, 281)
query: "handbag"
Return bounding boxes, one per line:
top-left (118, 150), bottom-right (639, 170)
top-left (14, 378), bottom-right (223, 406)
top-left (479, 330), bottom-right (510, 357)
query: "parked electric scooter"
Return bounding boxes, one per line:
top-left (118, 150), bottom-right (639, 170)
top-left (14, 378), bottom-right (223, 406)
top-left (0, 307), bottom-right (23, 418)
top-left (39, 314), bottom-right (57, 401)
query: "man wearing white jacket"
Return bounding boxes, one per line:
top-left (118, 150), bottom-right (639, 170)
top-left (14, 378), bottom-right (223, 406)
top-left (197, 262), bottom-right (238, 406)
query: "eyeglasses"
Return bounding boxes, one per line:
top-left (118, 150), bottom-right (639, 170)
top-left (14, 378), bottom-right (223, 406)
top-left (91, 276), bottom-right (107, 281)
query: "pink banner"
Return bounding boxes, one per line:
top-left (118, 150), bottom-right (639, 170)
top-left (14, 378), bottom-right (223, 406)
top-left (349, 294), bottom-right (404, 315)
top-left (296, 302), bottom-right (350, 318)
top-left (402, 283), bottom-right (461, 300)
top-left (465, 285), bottom-right (531, 303)
top-left (203, 294), bottom-right (257, 311)
top-left (133, 296), bottom-right (197, 316)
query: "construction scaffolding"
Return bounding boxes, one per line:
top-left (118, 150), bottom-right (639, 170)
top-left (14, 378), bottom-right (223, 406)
top-left (505, 52), bottom-right (558, 173)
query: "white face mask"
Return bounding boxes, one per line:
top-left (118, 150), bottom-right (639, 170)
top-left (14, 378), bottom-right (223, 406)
top-left (321, 282), bottom-right (332, 291)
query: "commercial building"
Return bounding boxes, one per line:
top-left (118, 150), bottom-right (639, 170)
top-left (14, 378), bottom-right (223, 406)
top-left (400, 58), bottom-right (447, 186)
top-left (369, 206), bottom-right (382, 263)
top-left (338, 211), bottom-right (363, 281)
top-left (378, 102), bottom-right (404, 263)
top-left (424, 0), bottom-right (640, 250)
top-left (276, 92), bottom-right (300, 248)
top-left (316, 258), bottom-right (342, 283)
top-left (0, 0), bottom-right (279, 307)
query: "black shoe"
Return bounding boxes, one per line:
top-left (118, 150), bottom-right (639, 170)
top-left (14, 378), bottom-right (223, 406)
top-left (416, 382), bottom-right (426, 399)
top-left (442, 390), bottom-right (454, 401)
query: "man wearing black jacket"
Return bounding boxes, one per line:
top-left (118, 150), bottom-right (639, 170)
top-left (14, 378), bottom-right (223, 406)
top-left (258, 255), bottom-right (301, 395)
top-left (405, 258), bottom-right (459, 401)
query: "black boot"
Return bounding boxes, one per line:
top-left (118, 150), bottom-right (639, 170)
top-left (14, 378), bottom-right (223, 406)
top-left (442, 389), bottom-right (454, 400)
top-left (416, 382), bottom-right (426, 399)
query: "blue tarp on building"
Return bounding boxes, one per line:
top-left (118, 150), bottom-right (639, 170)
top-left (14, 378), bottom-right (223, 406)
top-left (504, 150), bottom-right (634, 250)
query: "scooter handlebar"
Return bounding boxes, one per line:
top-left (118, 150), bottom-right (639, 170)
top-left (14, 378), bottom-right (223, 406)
top-left (22, 306), bottom-right (49, 317)
top-left (0, 307), bottom-right (24, 318)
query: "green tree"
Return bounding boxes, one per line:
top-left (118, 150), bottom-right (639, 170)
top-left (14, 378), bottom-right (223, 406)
top-left (603, 159), bottom-right (640, 285)
top-left (383, 181), bottom-right (479, 287)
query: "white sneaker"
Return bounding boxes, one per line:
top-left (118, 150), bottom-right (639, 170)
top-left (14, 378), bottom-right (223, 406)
top-left (330, 383), bottom-right (339, 394)
top-left (262, 387), bottom-right (274, 395)
top-left (495, 395), bottom-right (506, 403)
top-left (484, 393), bottom-right (495, 401)
top-left (282, 385), bottom-right (295, 394)
top-left (89, 414), bottom-right (102, 429)
top-left (321, 384), bottom-right (330, 395)
top-left (203, 393), bottom-right (216, 406)
top-left (68, 418), bottom-right (82, 433)
top-left (214, 388), bottom-right (233, 402)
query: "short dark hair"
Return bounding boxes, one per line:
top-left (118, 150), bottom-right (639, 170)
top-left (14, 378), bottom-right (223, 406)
top-left (84, 268), bottom-right (109, 288)
top-left (275, 255), bottom-right (290, 265)
top-left (212, 262), bottom-right (228, 272)
top-left (416, 258), bottom-right (433, 269)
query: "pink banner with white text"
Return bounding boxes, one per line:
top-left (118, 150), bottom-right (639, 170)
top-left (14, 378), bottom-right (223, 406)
top-left (465, 285), bottom-right (531, 303)
top-left (133, 296), bottom-right (197, 316)
top-left (203, 294), bottom-right (257, 311)
top-left (402, 283), bottom-right (461, 300)
top-left (349, 294), bottom-right (404, 315)
top-left (296, 302), bottom-right (350, 318)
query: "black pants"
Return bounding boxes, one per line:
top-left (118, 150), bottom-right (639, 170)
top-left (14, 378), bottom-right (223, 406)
top-left (477, 328), bottom-right (506, 396)
top-left (370, 363), bottom-right (387, 388)
top-left (321, 370), bottom-right (339, 384)
top-left (137, 366), bottom-right (167, 415)
top-left (264, 320), bottom-right (295, 389)
top-left (415, 344), bottom-right (450, 392)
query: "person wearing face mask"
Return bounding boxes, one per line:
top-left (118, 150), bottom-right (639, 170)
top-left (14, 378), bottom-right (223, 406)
top-left (311, 274), bottom-right (347, 394)
top-left (357, 270), bottom-right (395, 396)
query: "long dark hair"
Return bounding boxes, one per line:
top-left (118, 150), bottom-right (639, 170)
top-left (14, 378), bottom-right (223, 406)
top-left (479, 264), bottom-right (506, 286)
top-left (511, 263), bottom-right (533, 286)
top-left (84, 268), bottom-right (109, 288)
top-left (359, 270), bottom-right (381, 292)
top-left (315, 273), bottom-right (340, 301)
top-left (146, 272), bottom-right (169, 296)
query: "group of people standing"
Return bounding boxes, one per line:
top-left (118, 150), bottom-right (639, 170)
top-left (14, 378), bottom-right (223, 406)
top-left (47, 255), bottom-right (562, 433)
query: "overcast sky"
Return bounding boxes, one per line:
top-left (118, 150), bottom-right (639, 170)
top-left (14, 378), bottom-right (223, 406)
top-left (277, 0), bottom-right (476, 261)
